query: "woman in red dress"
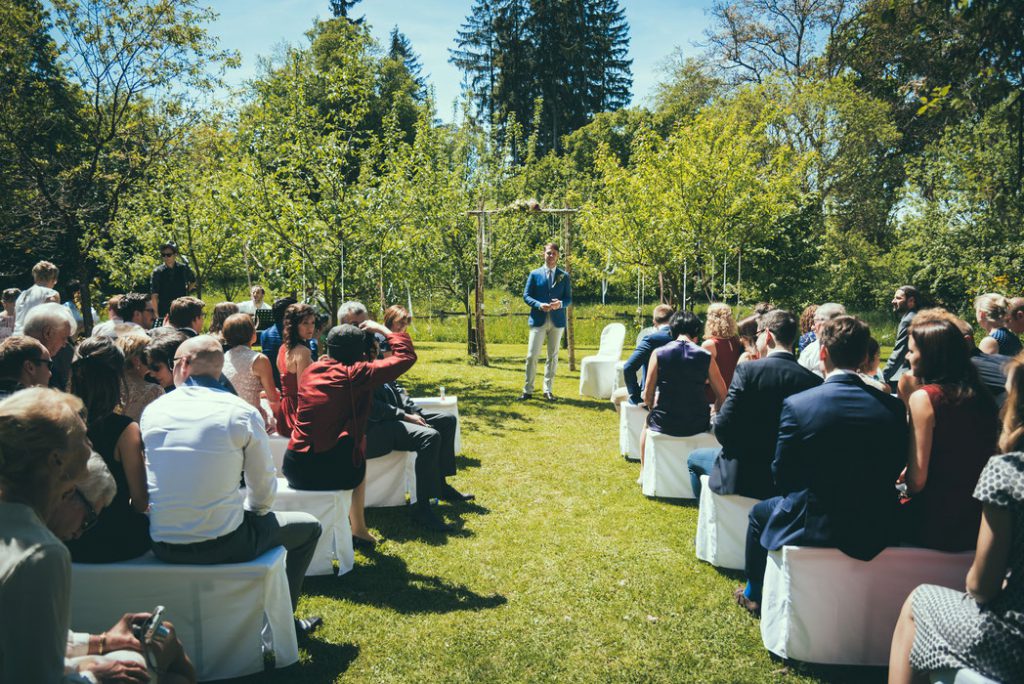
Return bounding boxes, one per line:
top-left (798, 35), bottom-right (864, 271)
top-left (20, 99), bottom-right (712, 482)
top-left (274, 303), bottom-right (317, 438)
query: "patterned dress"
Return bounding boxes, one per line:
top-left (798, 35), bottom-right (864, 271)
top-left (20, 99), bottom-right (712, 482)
top-left (909, 452), bottom-right (1024, 681)
top-left (222, 346), bottom-right (263, 412)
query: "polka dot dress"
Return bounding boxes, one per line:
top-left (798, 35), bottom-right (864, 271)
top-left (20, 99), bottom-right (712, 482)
top-left (909, 453), bottom-right (1024, 682)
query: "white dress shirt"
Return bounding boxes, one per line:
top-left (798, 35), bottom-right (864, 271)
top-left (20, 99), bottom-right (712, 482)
top-left (798, 339), bottom-right (823, 377)
top-left (13, 284), bottom-right (59, 334)
top-left (142, 379), bottom-right (277, 544)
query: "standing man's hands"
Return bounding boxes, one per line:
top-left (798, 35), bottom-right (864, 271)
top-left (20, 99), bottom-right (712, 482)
top-left (549, 299), bottom-right (562, 311)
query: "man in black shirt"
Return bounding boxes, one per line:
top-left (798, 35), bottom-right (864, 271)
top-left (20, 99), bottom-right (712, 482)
top-left (150, 242), bottom-right (195, 321)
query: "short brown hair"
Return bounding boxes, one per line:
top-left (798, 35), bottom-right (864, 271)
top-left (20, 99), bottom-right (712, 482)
top-left (819, 315), bottom-right (870, 369)
top-left (544, 242), bottom-right (560, 252)
top-left (652, 304), bottom-right (674, 325)
top-left (383, 305), bottom-right (410, 330)
top-left (222, 313), bottom-right (256, 348)
top-left (0, 336), bottom-right (47, 380)
top-left (168, 296), bottom-right (205, 329)
top-left (32, 260), bottom-right (59, 283)
top-left (2, 288), bottom-right (20, 303)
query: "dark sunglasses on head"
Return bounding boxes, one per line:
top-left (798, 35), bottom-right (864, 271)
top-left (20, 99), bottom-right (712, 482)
top-left (74, 488), bottom-right (98, 533)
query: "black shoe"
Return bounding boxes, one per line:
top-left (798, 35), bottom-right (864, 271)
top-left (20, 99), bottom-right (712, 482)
top-left (518, 392), bottom-right (532, 401)
top-left (295, 615), bottom-right (323, 637)
top-left (543, 392), bottom-right (556, 402)
top-left (412, 504), bottom-right (452, 532)
top-left (352, 535), bottom-right (376, 551)
top-left (439, 482), bottom-right (475, 502)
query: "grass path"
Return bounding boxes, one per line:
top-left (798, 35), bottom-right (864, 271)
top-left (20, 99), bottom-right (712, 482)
top-left (235, 342), bottom-right (885, 683)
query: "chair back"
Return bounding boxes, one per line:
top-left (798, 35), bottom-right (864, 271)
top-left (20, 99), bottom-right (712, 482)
top-left (597, 323), bottom-right (627, 358)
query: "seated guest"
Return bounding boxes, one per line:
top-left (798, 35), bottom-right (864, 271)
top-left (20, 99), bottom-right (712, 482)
top-left (94, 292), bottom-right (153, 337)
top-left (284, 319), bottom-right (417, 548)
top-left (113, 332), bottom-right (164, 421)
top-left (222, 313), bottom-right (280, 428)
top-left (736, 316), bottom-right (907, 616)
top-left (975, 292), bottom-right (1022, 357)
top-left (23, 302), bottom-right (75, 390)
top-left (274, 303), bottom-right (317, 438)
top-left (236, 285), bottom-right (271, 316)
top-left (735, 313), bottom-right (761, 364)
top-left (0, 388), bottom-right (196, 683)
top-left (609, 304), bottom-right (674, 411)
top-left (857, 336), bottom-right (888, 391)
top-left (309, 312), bottom-right (330, 361)
top-left (0, 288), bottom-right (20, 342)
top-left (687, 310), bottom-right (821, 500)
top-left (49, 454), bottom-right (115, 544)
top-left (888, 367), bottom-right (1024, 683)
top-left (143, 329), bottom-right (188, 392)
top-left (0, 335), bottom-right (52, 398)
top-left (90, 295), bottom-right (125, 338)
top-left (143, 336), bottom-right (323, 633)
top-left (640, 312), bottom-right (727, 470)
top-left (167, 296), bottom-right (205, 337)
top-left (61, 281), bottom-right (98, 332)
top-left (65, 337), bottom-right (150, 562)
top-left (208, 301), bottom-right (239, 344)
top-left (13, 260), bottom-right (60, 334)
top-left (261, 296), bottom-right (297, 388)
top-left (1008, 296), bottom-right (1024, 337)
top-left (797, 305), bottom-right (817, 353)
top-left (701, 303), bottom-right (743, 401)
top-left (900, 319), bottom-right (999, 551)
top-left (365, 306), bottom-right (470, 536)
top-left (797, 303), bottom-right (845, 375)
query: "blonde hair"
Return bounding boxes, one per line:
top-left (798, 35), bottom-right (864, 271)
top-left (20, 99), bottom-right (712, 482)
top-left (0, 388), bottom-right (88, 493)
top-left (975, 293), bottom-right (1009, 324)
top-left (704, 303), bottom-right (738, 339)
top-left (114, 331), bottom-right (152, 367)
top-left (32, 260), bottom-right (59, 283)
top-left (1001, 353), bottom-right (1024, 453)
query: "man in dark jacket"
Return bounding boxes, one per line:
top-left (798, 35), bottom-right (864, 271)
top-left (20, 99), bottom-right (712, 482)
top-left (610, 304), bottom-right (674, 411)
top-left (687, 309), bottom-right (822, 500)
top-left (882, 285), bottom-right (919, 390)
top-left (735, 316), bottom-right (907, 616)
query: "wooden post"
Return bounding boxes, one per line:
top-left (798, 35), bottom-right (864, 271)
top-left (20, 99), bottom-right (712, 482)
top-left (562, 212), bottom-right (576, 372)
top-left (474, 211), bottom-right (489, 366)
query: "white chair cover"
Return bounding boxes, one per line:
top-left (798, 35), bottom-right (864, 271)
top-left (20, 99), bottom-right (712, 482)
top-left (695, 475), bottom-right (761, 570)
top-left (365, 450), bottom-right (417, 507)
top-left (71, 547), bottom-right (298, 681)
top-left (618, 403), bottom-right (646, 461)
top-left (761, 546), bottom-right (974, 666)
top-left (641, 431), bottom-right (719, 499)
top-left (269, 435), bottom-right (288, 472)
top-left (930, 670), bottom-right (1000, 684)
top-left (579, 323), bottom-right (627, 398)
top-left (244, 479), bottom-right (354, 576)
top-left (411, 395), bottom-right (462, 455)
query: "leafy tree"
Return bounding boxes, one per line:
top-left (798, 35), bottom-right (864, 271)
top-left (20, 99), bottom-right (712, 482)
top-left (652, 53), bottom-right (726, 133)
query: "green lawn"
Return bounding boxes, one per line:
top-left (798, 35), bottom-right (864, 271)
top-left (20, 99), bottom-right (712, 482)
top-left (231, 341), bottom-right (886, 683)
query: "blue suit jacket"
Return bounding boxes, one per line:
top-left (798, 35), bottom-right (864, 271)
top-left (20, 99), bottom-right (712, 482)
top-left (523, 267), bottom-right (572, 328)
top-left (622, 326), bottom-right (673, 404)
top-left (760, 372), bottom-right (907, 561)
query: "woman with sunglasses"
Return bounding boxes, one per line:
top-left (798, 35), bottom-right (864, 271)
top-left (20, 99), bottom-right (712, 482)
top-left (65, 337), bottom-right (150, 563)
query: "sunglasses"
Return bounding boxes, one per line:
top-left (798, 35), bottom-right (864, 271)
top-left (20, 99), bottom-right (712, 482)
top-left (33, 358), bottom-right (54, 370)
top-left (161, 252), bottom-right (175, 257)
top-left (74, 488), bottom-right (99, 534)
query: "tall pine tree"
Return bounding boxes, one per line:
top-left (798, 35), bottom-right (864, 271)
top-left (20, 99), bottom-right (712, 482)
top-left (388, 27), bottom-right (426, 96)
top-left (451, 0), bottom-right (632, 156)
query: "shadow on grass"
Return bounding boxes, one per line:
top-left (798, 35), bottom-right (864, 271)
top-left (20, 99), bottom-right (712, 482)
top-left (454, 454), bottom-right (481, 469)
top-left (366, 501), bottom-right (488, 545)
top-left (222, 640), bottom-right (360, 683)
top-left (773, 657), bottom-right (886, 683)
top-left (306, 546), bottom-right (507, 615)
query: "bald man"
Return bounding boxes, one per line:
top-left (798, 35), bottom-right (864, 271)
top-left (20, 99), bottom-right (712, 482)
top-left (142, 335), bottom-right (324, 636)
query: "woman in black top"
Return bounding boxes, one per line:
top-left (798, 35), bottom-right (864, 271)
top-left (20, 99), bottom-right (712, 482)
top-left (65, 337), bottom-right (151, 562)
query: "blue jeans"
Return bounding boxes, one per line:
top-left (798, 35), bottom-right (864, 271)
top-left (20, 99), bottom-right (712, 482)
top-left (687, 447), bottom-right (721, 499)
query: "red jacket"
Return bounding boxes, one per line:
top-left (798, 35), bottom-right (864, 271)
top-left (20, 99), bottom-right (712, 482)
top-left (286, 332), bottom-right (416, 463)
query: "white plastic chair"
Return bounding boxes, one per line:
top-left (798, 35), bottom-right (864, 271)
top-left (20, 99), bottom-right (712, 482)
top-left (579, 323), bottom-right (627, 398)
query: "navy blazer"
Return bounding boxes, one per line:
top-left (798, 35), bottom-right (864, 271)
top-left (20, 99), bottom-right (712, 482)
top-left (760, 372), bottom-right (907, 561)
top-left (882, 309), bottom-right (916, 384)
top-left (709, 351), bottom-right (822, 499)
top-left (523, 267), bottom-right (572, 328)
top-left (622, 326), bottom-right (673, 404)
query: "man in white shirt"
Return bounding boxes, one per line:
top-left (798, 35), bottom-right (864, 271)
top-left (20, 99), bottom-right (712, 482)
top-left (92, 293), bottom-right (154, 337)
top-left (13, 260), bottom-right (60, 334)
top-left (236, 285), bottom-right (271, 316)
top-left (142, 335), bottom-right (323, 634)
top-left (797, 302), bottom-right (846, 377)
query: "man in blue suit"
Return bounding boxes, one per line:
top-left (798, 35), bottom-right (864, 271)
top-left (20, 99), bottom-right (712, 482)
top-left (520, 243), bottom-right (572, 401)
top-left (736, 315), bottom-right (907, 616)
top-left (610, 304), bottom-right (674, 411)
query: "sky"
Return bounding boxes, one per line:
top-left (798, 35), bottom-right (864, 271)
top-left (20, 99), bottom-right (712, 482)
top-left (207, 0), bottom-right (713, 118)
